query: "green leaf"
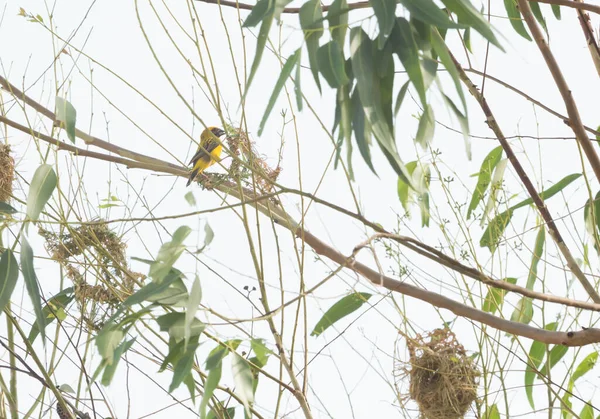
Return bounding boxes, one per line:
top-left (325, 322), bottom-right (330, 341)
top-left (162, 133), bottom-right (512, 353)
top-left (529, 1), bottom-right (547, 33)
top-left (339, 84), bottom-right (352, 146)
top-left (245, 14), bottom-right (274, 96)
top-left (370, 0), bottom-right (396, 48)
top-left (483, 404), bottom-right (500, 419)
top-left (391, 18), bottom-right (426, 106)
top-left (431, 29), bottom-right (467, 115)
top-left (258, 49), bottom-right (301, 136)
top-left (232, 353), bottom-right (254, 415)
top-left (398, 161), bottom-right (418, 211)
top-left (482, 277), bottom-right (516, 314)
top-left (184, 191), bottom-right (196, 207)
top-left (510, 297), bottom-right (533, 324)
top-left (145, 276), bottom-right (188, 306)
top-left (467, 146), bottom-right (503, 219)
top-left (0, 202), bottom-right (17, 215)
top-left (0, 250), bottom-right (19, 315)
top-left (463, 27), bottom-right (472, 53)
top-left (123, 271), bottom-right (182, 307)
top-left (350, 28), bottom-right (412, 185)
top-left (26, 164), bottom-right (57, 226)
top-left (299, 0), bottom-right (324, 92)
top-left (207, 404), bottom-right (236, 419)
top-left (551, 4), bottom-right (561, 19)
top-left (539, 344), bottom-right (569, 378)
top-left (415, 105), bottom-right (435, 149)
top-left (149, 225), bottom-right (191, 282)
top-left (571, 352), bottom-right (598, 383)
top-left (441, 0), bottom-right (503, 49)
top-left (101, 338), bottom-right (136, 386)
top-left (28, 287), bottom-right (74, 343)
top-left (480, 209), bottom-right (513, 251)
top-left (20, 237), bottom-right (46, 344)
top-left (399, 0), bottom-right (462, 29)
top-left (96, 327), bottom-right (124, 365)
top-left (327, 0), bottom-right (348, 46)
top-left (156, 312), bottom-right (205, 342)
top-left (200, 362), bottom-right (222, 419)
top-left (55, 96), bottom-right (77, 143)
top-left (242, 0), bottom-right (272, 27)
top-left (250, 338), bottom-right (272, 368)
top-left (206, 339), bottom-right (242, 370)
top-left (394, 81), bottom-right (410, 116)
top-left (504, 0), bottom-right (532, 41)
top-left (185, 276), bottom-right (202, 345)
top-left (311, 292), bottom-right (372, 337)
top-left (351, 88), bottom-right (376, 175)
top-left (526, 226), bottom-right (545, 290)
top-left (294, 52), bottom-right (303, 111)
top-left (169, 340), bottom-right (199, 392)
top-left (511, 173), bottom-right (582, 212)
top-left (580, 403), bottom-right (594, 419)
top-left (525, 322), bottom-right (557, 408)
top-left (317, 41), bottom-right (349, 88)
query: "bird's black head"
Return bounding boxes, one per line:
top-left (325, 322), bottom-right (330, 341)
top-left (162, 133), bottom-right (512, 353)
top-left (210, 127), bottom-right (226, 138)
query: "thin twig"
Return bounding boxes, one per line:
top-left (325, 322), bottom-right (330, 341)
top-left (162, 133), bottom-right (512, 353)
top-left (532, 0), bottom-right (600, 15)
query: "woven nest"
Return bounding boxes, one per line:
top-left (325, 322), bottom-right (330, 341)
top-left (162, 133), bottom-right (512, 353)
top-left (397, 328), bottom-right (480, 419)
top-left (0, 144), bottom-right (14, 202)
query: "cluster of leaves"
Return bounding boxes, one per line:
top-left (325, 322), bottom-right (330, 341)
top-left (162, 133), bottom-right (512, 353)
top-left (248, 0), bottom-right (505, 184)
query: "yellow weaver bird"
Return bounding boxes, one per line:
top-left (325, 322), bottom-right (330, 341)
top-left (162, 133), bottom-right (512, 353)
top-left (186, 126), bottom-right (226, 186)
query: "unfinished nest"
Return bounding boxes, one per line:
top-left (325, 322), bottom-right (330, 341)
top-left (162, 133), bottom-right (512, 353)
top-left (223, 127), bottom-right (282, 193)
top-left (397, 328), bottom-right (480, 419)
top-left (0, 144), bottom-right (15, 202)
top-left (39, 222), bottom-right (145, 329)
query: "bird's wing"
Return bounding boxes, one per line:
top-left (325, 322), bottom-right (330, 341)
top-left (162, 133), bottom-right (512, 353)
top-left (188, 139), bottom-right (219, 165)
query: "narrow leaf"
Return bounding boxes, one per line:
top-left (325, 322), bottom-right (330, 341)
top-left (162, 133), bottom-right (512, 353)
top-left (526, 226), bottom-right (545, 290)
top-left (327, 0), bottom-right (348, 46)
top-left (0, 202), bottom-right (17, 215)
top-left (299, 0), bottom-right (324, 91)
top-left (504, 0), bottom-right (532, 41)
top-left (441, 0), bottom-right (503, 49)
top-left (391, 18), bottom-right (426, 106)
top-left (317, 41), bottom-right (349, 88)
top-left (0, 250), bottom-right (19, 315)
top-left (55, 96), bottom-right (77, 143)
top-left (431, 29), bottom-right (467, 115)
top-left (311, 292), bottom-right (372, 337)
top-left (467, 146), bottom-right (503, 219)
top-left (394, 81), bottom-right (410, 116)
top-left (351, 28), bottom-right (412, 185)
top-left (480, 209), bottom-right (513, 251)
top-left (370, 0), bottom-right (396, 48)
top-left (483, 404), bottom-right (500, 419)
top-left (399, 0), bottom-right (462, 29)
top-left (571, 352), bottom-right (598, 383)
top-left (101, 338), bottom-right (136, 386)
top-left (510, 173), bottom-right (582, 212)
top-left (482, 277), bottom-right (517, 314)
top-left (258, 49), bottom-right (301, 135)
top-left (157, 312), bottom-right (205, 342)
top-left (26, 164), bottom-right (57, 225)
top-left (539, 345), bottom-right (569, 377)
top-left (20, 237), bottom-right (46, 343)
top-left (232, 353), bottom-right (254, 414)
top-left (169, 340), bottom-right (199, 392)
top-left (149, 225), bottom-right (191, 282)
top-left (551, 4), bottom-right (561, 19)
top-left (242, 0), bottom-right (272, 27)
top-left (526, 322), bottom-right (558, 408)
top-left (441, 93), bottom-right (470, 159)
top-left (185, 276), bottom-right (202, 345)
top-left (245, 15), bottom-right (274, 96)
top-left (510, 297), bottom-right (533, 324)
top-left (415, 105), bottom-right (435, 149)
top-left (28, 288), bottom-right (74, 343)
top-left (351, 88), bottom-right (376, 174)
top-left (200, 363), bottom-right (222, 419)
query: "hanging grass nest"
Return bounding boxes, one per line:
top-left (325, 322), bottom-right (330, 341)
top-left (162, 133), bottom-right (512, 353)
top-left (0, 144), bottom-right (15, 203)
top-left (397, 328), bottom-right (480, 419)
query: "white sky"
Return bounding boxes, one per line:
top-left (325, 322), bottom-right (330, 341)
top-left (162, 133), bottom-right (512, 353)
top-left (1, 0), bottom-right (600, 418)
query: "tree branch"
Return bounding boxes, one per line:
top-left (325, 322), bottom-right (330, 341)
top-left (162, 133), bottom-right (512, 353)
top-left (451, 51), bottom-right (600, 304)
top-left (518, 0), bottom-right (600, 184)
top-left (531, 0), bottom-right (600, 15)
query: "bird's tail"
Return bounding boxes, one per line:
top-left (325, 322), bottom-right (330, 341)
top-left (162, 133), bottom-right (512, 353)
top-left (186, 168), bottom-right (200, 186)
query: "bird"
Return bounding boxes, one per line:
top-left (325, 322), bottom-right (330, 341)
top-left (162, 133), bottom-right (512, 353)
top-left (186, 126), bottom-right (226, 186)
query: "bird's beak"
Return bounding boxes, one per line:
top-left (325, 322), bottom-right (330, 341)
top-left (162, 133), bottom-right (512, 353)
top-left (214, 128), bottom-right (226, 137)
